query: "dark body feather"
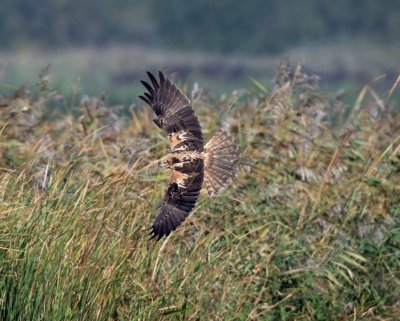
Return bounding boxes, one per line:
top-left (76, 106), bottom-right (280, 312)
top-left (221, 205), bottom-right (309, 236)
top-left (140, 71), bottom-right (239, 241)
top-left (140, 71), bottom-right (205, 240)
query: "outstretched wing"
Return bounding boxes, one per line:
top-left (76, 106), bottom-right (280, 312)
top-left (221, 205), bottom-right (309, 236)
top-left (149, 159), bottom-right (204, 241)
top-left (139, 71), bottom-right (204, 151)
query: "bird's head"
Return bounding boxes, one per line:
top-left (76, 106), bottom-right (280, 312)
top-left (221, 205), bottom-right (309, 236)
top-left (160, 160), bottom-right (168, 169)
top-left (159, 155), bottom-right (171, 169)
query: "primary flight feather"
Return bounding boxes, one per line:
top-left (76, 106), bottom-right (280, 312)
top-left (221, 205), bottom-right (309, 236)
top-left (139, 71), bottom-right (239, 240)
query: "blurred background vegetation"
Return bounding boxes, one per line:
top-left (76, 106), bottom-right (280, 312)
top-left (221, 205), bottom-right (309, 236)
top-left (1, 0), bottom-right (399, 53)
top-left (0, 0), bottom-right (399, 102)
top-left (1, 2), bottom-right (400, 320)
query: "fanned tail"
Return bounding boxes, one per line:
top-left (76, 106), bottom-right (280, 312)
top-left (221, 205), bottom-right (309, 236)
top-left (204, 129), bottom-right (239, 196)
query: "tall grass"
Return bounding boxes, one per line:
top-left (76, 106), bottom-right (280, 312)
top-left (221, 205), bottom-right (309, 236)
top-left (0, 61), bottom-right (399, 320)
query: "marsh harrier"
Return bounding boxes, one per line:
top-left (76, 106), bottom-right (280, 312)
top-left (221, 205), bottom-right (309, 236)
top-left (139, 71), bottom-right (239, 240)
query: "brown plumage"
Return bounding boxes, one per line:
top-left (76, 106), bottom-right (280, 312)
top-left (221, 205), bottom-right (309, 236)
top-left (139, 71), bottom-right (239, 240)
top-left (204, 129), bottom-right (239, 196)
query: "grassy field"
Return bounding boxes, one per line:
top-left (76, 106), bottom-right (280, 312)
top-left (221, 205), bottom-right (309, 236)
top-left (0, 61), bottom-right (399, 320)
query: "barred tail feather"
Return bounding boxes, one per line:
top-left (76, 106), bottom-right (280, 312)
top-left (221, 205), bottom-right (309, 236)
top-left (204, 129), bottom-right (239, 196)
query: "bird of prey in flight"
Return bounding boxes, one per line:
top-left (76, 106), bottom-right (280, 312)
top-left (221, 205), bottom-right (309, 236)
top-left (139, 71), bottom-right (239, 240)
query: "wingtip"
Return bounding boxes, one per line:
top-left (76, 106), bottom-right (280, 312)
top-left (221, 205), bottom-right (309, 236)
top-left (148, 233), bottom-right (164, 242)
top-left (147, 225), bottom-right (165, 242)
top-left (159, 70), bottom-right (165, 83)
top-left (146, 71), bottom-right (159, 88)
top-left (138, 95), bottom-right (151, 105)
top-left (148, 228), bottom-right (159, 241)
top-left (148, 233), bottom-right (157, 241)
top-left (140, 80), bottom-right (154, 93)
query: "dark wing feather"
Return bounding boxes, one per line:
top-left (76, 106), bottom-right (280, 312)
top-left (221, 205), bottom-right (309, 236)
top-left (139, 71), bottom-right (204, 151)
top-left (149, 162), bottom-right (204, 241)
